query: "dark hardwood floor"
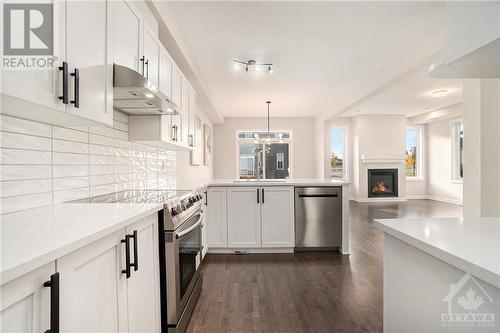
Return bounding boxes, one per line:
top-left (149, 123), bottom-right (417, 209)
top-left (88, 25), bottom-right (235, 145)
top-left (186, 200), bottom-right (462, 333)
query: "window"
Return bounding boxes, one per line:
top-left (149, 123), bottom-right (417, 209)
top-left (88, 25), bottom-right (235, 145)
top-left (452, 120), bottom-right (464, 180)
top-left (330, 128), bottom-right (346, 179)
top-left (237, 131), bottom-right (291, 179)
top-left (405, 128), bottom-right (420, 178)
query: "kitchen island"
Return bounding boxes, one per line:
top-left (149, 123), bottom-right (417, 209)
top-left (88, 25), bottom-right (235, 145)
top-left (374, 217), bottom-right (500, 332)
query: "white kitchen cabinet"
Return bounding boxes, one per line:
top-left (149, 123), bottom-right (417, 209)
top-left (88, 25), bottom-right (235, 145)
top-left (201, 202), bottom-right (208, 259)
top-left (159, 49), bottom-right (173, 99)
top-left (113, 0), bottom-right (142, 72)
top-left (0, 262), bottom-right (55, 332)
top-left (181, 78), bottom-right (190, 144)
top-left (57, 229), bottom-right (128, 332)
top-left (125, 214), bottom-right (161, 333)
top-left (143, 26), bottom-right (160, 88)
top-left (207, 187), bottom-right (228, 248)
top-left (261, 187), bottom-right (295, 247)
top-left (66, 0), bottom-right (113, 126)
top-left (188, 85), bottom-right (197, 147)
top-left (1, 0), bottom-right (113, 127)
top-left (171, 66), bottom-right (182, 107)
top-left (227, 187), bottom-right (261, 248)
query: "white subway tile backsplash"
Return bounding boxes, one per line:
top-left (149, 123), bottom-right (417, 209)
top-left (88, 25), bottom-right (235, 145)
top-left (90, 184), bottom-right (116, 196)
top-left (114, 138), bottom-right (133, 149)
top-left (90, 174), bottom-right (115, 186)
top-left (90, 155), bottom-right (114, 165)
top-left (113, 110), bottom-right (129, 124)
top-left (113, 120), bottom-right (128, 132)
top-left (53, 187), bottom-right (89, 203)
top-left (89, 144), bottom-right (114, 156)
top-left (1, 192), bottom-right (53, 214)
top-left (52, 126), bottom-right (88, 143)
top-left (90, 165), bottom-right (114, 176)
top-left (89, 133), bottom-right (114, 146)
top-left (53, 177), bottom-right (89, 191)
top-left (1, 165), bottom-right (52, 181)
top-left (0, 132), bottom-right (51, 151)
top-left (115, 165), bottom-right (134, 174)
top-left (0, 148), bottom-right (51, 165)
top-left (53, 165), bottom-right (89, 178)
top-left (115, 156), bottom-right (133, 165)
top-left (114, 129), bottom-right (128, 141)
top-left (52, 139), bottom-right (89, 154)
top-left (0, 115), bottom-right (51, 137)
top-left (114, 147), bottom-right (133, 157)
top-left (52, 152), bottom-right (89, 165)
top-left (0, 179), bottom-right (52, 198)
top-left (89, 126), bottom-right (115, 138)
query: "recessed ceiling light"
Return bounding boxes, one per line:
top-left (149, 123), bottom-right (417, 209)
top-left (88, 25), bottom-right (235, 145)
top-left (144, 93), bottom-right (154, 98)
top-left (432, 89), bottom-right (448, 98)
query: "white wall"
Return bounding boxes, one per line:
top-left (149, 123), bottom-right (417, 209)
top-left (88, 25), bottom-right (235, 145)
top-left (214, 117), bottom-right (316, 179)
top-left (427, 117), bottom-right (463, 204)
top-left (176, 109), bottom-right (214, 183)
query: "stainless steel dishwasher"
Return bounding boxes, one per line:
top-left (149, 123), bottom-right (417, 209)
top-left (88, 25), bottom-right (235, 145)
top-left (294, 187), bottom-right (342, 251)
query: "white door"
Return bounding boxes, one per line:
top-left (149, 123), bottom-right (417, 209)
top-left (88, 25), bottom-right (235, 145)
top-left (227, 187), bottom-right (261, 248)
top-left (206, 187), bottom-right (228, 248)
top-left (0, 262), bottom-right (55, 332)
top-left (1, 0), bottom-right (66, 114)
top-left (261, 187), bottom-right (295, 247)
top-left (159, 50), bottom-right (173, 99)
top-left (171, 65), bottom-right (182, 107)
top-left (181, 78), bottom-right (189, 144)
top-left (58, 229), bottom-right (128, 333)
top-left (113, 0), bottom-right (142, 72)
top-left (188, 87), bottom-right (196, 147)
top-left (66, 0), bottom-right (113, 126)
top-left (143, 27), bottom-right (159, 88)
top-left (126, 214), bottom-right (161, 333)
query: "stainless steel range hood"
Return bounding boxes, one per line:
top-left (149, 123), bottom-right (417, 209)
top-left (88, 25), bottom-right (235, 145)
top-left (113, 64), bottom-right (180, 115)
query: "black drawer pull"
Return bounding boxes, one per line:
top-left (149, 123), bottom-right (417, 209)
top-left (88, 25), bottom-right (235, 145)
top-left (262, 188), bottom-right (265, 203)
top-left (130, 230), bottom-right (138, 272)
top-left (121, 235), bottom-right (131, 278)
top-left (70, 68), bottom-right (79, 108)
top-left (257, 188), bottom-right (260, 203)
top-left (43, 272), bottom-right (60, 333)
top-left (58, 62), bottom-right (68, 104)
top-left (140, 56), bottom-right (145, 75)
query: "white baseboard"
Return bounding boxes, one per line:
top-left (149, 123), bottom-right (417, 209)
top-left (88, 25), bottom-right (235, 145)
top-left (350, 196), bottom-right (407, 203)
top-left (208, 248), bottom-right (294, 254)
top-left (406, 194), bottom-right (463, 205)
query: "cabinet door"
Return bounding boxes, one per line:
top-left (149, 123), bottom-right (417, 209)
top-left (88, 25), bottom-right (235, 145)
top-left (143, 27), bottom-right (160, 88)
top-left (261, 187), bottom-right (295, 247)
top-left (0, 262), bottom-right (55, 332)
top-left (58, 229), bottom-right (128, 332)
top-left (1, 0), bottom-right (66, 114)
top-left (181, 78), bottom-right (189, 144)
top-left (227, 187), bottom-right (261, 248)
top-left (171, 66), bottom-right (182, 106)
top-left (126, 214), bottom-right (161, 333)
top-left (207, 187), bottom-right (228, 248)
top-left (114, 0), bottom-right (142, 72)
top-left (188, 87), bottom-right (196, 147)
top-left (201, 206), bottom-right (208, 259)
top-left (66, 0), bottom-right (113, 126)
top-left (159, 49), bottom-right (173, 99)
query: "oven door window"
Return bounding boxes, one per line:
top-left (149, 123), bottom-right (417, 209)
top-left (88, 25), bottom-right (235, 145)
top-left (177, 218), bottom-right (201, 300)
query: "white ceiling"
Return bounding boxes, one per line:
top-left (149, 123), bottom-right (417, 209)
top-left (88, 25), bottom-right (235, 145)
top-left (341, 65), bottom-right (463, 118)
top-left (159, 1), bottom-right (446, 119)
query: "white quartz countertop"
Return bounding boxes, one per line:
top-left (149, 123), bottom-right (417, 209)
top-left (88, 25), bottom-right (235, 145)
top-left (175, 178), bottom-right (350, 190)
top-left (1, 203), bottom-right (163, 284)
top-left (374, 217), bottom-right (500, 289)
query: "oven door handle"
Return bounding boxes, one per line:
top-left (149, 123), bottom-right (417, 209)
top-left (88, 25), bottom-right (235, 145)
top-left (176, 213), bottom-right (202, 239)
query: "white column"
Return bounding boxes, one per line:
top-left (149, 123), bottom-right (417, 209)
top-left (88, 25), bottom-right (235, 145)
top-left (463, 79), bottom-right (500, 218)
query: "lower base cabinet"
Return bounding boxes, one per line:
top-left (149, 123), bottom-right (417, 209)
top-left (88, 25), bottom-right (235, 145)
top-left (0, 262), bottom-right (56, 332)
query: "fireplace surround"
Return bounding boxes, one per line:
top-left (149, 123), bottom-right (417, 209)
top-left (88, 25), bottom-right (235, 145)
top-left (368, 169), bottom-right (398, 198)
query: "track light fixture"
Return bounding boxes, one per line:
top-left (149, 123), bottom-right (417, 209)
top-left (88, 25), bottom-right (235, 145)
top-left (233, 59), bottom-right (273, 73)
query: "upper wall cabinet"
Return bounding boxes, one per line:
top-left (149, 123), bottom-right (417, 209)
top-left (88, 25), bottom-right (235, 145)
top-left (1, 0), bottom-right (113, 127)
top-left (159, 50), bottom-right (173, 99)
top-left (171, 66), bottom-right (182, 107)
top-left (188, 85), bottom-right (197, 147)
top-left (142, 26), bottom-right (160, 88)
top-left (114, 0), bottom-right (142, 73)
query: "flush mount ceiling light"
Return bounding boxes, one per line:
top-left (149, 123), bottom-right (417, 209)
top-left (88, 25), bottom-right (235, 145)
top-left (432, 89), bottom-right (448, 98)
top-left (254, 101), bottom-right (283, 145)
top-left (233, 59), bottom-right (273, 73)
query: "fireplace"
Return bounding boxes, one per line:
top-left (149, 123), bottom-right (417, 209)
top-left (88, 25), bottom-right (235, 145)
top-left (368, 169), bottom-right (398, 198)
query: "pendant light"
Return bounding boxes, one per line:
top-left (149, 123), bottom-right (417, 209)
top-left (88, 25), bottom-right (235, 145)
top-left (254, 101), bottom-right (283, 145)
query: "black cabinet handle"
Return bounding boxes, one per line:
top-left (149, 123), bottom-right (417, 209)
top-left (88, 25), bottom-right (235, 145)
top-left (140, 56), bottom-right (145, 76)
top-left (172, 125), bottom-right (178, 142)
top-left (58, 62), bottom-right (68, 104)
top-left (130, 230), bottom-right (138, 272)
top-left (43, 272), bottom-right (60, 333)
top-left (121, 235), bottom-right (131, 278)
top-left (70, 68), bottom-right (79, 108)
top-left (145, 59), bottom-right (149, 79)
top-left (204, 191), bottom-right (207, 206)
top-left (257, 188), bottom-right (260, 203)
top-left (262, 188), bottom-right (265, 204)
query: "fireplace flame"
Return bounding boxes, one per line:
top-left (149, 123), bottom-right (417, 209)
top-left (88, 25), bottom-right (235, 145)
top-left (372, 181), bottom-right (389, 193)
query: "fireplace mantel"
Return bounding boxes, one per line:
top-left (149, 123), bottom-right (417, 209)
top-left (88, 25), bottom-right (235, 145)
top-left (361, 158), bottom-right (404, 164)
